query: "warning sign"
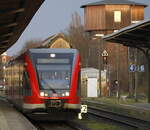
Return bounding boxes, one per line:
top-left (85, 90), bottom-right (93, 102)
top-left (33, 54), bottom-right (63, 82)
top-left (102, 50), bottom-right (108, 57)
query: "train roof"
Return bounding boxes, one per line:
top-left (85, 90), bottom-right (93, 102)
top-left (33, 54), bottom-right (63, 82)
top-left (28, 48), bottom-right (78, 54)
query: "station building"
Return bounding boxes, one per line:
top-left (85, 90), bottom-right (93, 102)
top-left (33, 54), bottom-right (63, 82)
top-left (81, 68), bottom-right (108, 97)
top-left (41, 33), bottom-right (72, 48)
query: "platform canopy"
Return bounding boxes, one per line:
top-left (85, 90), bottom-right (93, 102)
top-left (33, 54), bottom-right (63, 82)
top-left (103, 18), bottom-right (150, 48)
top-left (103, 18), bottom-right (150, 103)
top-left (0, 0), bottom-right (44, 54)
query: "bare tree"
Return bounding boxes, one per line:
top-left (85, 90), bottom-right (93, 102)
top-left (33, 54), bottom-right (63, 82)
top-left (64, 12), bottom-right (99, 68)
top-left (12, 39), bottom-right (42, 59)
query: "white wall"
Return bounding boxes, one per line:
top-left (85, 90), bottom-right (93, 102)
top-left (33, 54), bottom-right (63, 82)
top-left (87, 78), bottom-right (98, 97)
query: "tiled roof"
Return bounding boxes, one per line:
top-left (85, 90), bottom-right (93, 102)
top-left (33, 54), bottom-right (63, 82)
top-left (81, 0), bottom-right (147, 8)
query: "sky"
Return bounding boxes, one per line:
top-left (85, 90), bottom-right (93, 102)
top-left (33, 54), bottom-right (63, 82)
top-left (7, 0), bottom-right (150, 56)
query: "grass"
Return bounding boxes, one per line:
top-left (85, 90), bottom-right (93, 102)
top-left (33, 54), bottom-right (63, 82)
top-left (82, 97), bottom-right (150, 121)
top-left (77, 118), bottom-right (122, 130)
top-left (82, 96), bottom-right (147, 105)
top-left (86, 121), bottom-right (121, 130)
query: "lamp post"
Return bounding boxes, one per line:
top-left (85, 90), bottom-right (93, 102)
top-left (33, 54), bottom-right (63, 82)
top-left (116, 44), bottom-right (120, 100)
top-left (99, 36), bottom-right (104, 97)
top-left (99, 38), bottom-right (102, 97)
top-left (92, 34), bottom-right (104, 97)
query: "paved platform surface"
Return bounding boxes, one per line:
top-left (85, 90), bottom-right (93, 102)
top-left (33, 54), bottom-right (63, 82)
top-left (0, 98), bottom-right (36, 130)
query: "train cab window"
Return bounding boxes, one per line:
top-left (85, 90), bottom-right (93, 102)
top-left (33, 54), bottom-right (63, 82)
top-left (31, 53), bottom-right (74, 90)
top-left (37, 65), bottom-right (71, 90)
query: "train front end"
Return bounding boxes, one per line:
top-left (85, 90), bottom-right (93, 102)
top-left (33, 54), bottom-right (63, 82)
top-left (24, 49), bottom-right (81, 119)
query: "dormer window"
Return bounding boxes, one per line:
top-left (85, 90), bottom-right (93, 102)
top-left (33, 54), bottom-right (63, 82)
top-left (114, 11), bottom-right (121, 22)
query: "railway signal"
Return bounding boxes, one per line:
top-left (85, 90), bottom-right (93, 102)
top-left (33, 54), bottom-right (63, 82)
top-left (102, 50), bottom-right (108, 65)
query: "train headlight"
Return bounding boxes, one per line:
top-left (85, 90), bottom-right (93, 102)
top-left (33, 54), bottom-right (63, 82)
top-left (50, 53), bottom-right (56, 58)
top-left (40, 92), bottom-right (45, 97)
top-left (44, 93), bottom-right (48, 97)
top-left (65, 92), bottom-right (69, 96)
top-left (62, 93), bottom-right (65, 96)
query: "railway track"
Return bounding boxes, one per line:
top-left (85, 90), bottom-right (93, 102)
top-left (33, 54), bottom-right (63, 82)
top-left (87, 106), bottom-right (150, 130)
top-left (32, 120), bottom-right (90, 130)
top-left (34, 121), bottom-right (73, 130)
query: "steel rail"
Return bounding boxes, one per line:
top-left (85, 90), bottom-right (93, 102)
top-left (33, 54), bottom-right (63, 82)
top-left (65, 120), bottom-right (90, 130)
top-left (32, 120), bottom-right (89, 130)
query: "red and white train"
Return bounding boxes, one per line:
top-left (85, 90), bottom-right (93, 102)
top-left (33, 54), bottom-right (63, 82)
top-left (5, 48), bottom-right (81, 120)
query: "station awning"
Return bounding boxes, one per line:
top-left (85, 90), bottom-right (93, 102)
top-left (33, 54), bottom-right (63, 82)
top-left (103, 18), bottom-right (150, 48)
top-left (103, 18), bottom-right (150, 103)
top-left (0, 0), bottom-right (44, 54)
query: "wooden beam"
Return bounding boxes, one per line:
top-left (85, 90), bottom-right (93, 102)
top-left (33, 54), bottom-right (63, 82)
top-left (138, 28), bottom-right (150, 32)
top-left (111, 37), bottom-right (146, 45)
top-left (125, 32), bottom-right (146, 38)
top-left (0, 33), bottom-right (13, 38)
top-left (0, 46), bottom-right (8, 49)
top-left (0, 23), bottom-right (17, 30)
top-left (119, 35), bottom-right (146, 42)
top-left (0, 8), bottom-right (25, 16)
top-left (0, 0), bottom-right (20, 4)
top-left (0, 40), bottom-right (9, 43)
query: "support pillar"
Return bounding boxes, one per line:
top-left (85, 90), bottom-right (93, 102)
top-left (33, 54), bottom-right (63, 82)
top-left (148, 59), bottom-right (150, 103)
top-left (146, 54), bottom-right (150, 103)
top-left (138, 48), bottom-right (150, 103)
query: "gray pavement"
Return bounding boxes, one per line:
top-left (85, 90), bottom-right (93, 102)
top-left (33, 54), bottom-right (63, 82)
top-left (0, 98), bottom-right (36, 130)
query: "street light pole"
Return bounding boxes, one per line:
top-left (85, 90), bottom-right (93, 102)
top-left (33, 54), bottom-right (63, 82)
top-left (94, 34), bottom-right (104, 97)
top-left (134, 49), bottom-right (138, 102)
top-left (116, 44), bottom-right (120, 99)
top-left (99, 38), bottom-right (104, 97)
top-left (99, 38), bottom-right (102, 97)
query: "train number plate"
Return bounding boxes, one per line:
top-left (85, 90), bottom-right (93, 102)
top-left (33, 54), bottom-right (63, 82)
top-left (48, 100), bottom-right (61, 107)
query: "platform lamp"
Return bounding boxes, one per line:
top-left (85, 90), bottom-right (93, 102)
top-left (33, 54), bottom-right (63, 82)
top-left (2, 52), bottom-right (7, 95)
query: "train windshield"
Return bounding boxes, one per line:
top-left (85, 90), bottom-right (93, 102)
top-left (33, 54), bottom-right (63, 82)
top-left (32, 53), bottom-right (74, 90)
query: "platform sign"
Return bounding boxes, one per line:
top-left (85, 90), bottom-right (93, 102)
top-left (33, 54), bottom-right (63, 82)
top-left (129, 64), bottom-right (145, 72)
top-left (81, 105), bottom-right (88, 113)
top-left (138, 65), bottom-right (145, 72)
top-left (78, 105), bottom-right (88, 120)
top-left (129, 64), bottom-right (136, 72)
top-left (140, 65), bottom-right (145, 72)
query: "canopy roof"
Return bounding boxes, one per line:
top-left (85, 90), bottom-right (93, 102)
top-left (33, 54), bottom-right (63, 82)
top-left (103, 18), bottom-right (150, 48)
top-left (81, 0), bottom-right (147, 8)
top-left (0, 0), bottom-right (44, 54)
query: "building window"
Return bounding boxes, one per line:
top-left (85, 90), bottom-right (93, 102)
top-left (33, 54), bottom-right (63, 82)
top-left (114, 11), bottom-right (121, 22)
top-left (114, 30), bottom-right (118, 32)
top-left (132, 21), bottom-right (140, 24)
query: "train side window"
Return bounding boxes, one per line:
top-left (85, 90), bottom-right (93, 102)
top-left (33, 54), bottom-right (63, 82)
top-left (23, 72), bottom-right (31, 89)
top-left (77, 71), bottom-right (81, 96)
